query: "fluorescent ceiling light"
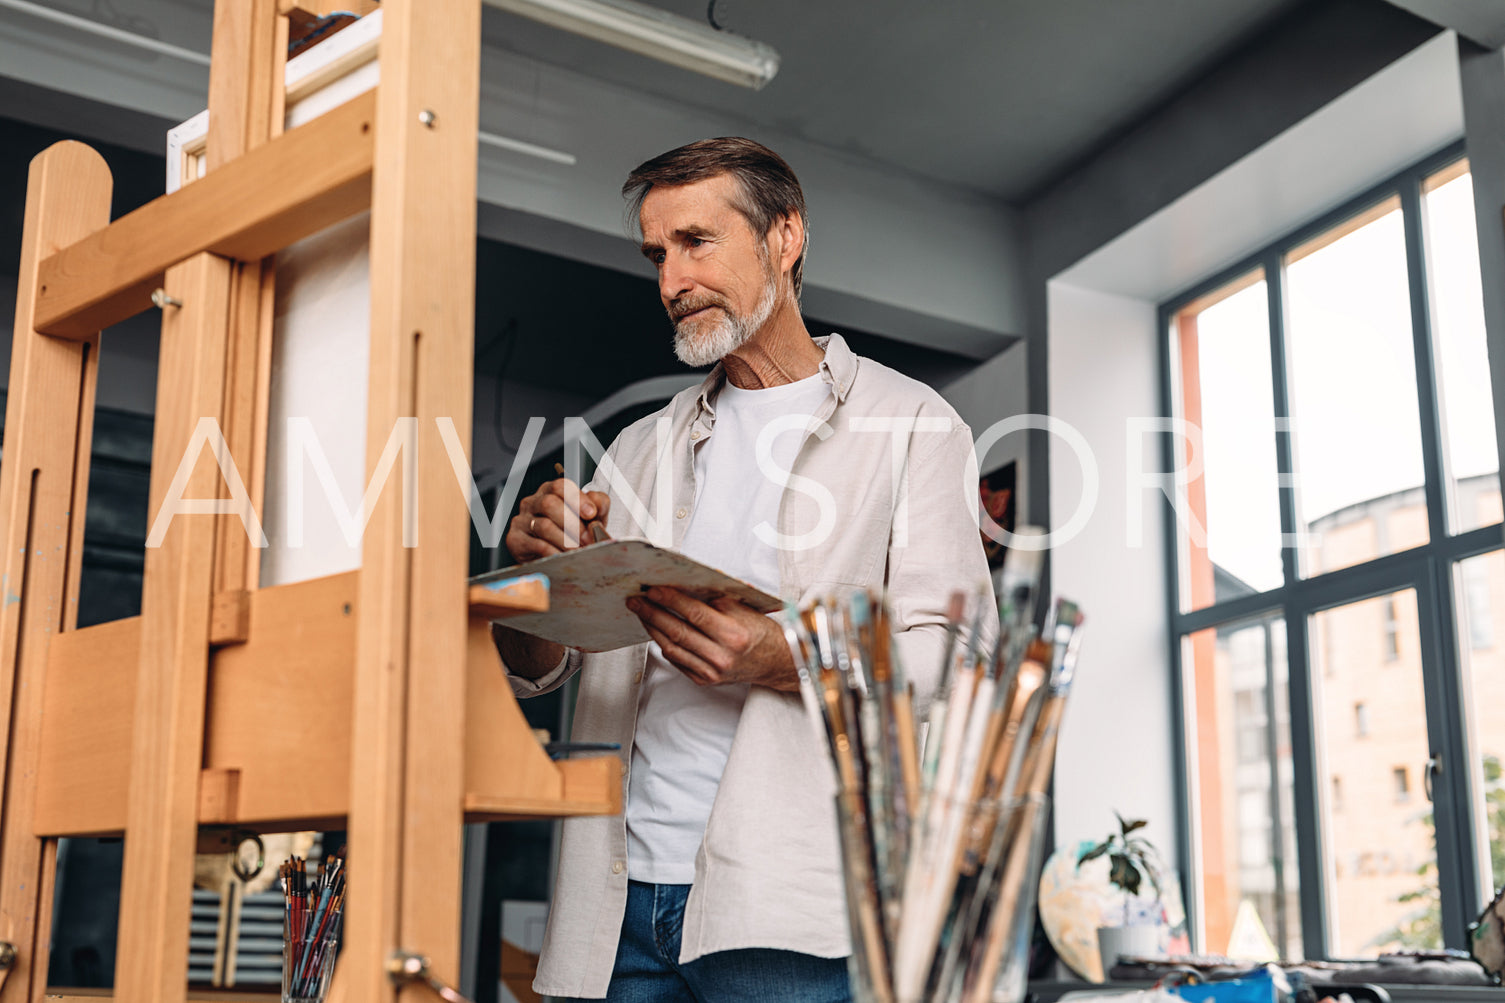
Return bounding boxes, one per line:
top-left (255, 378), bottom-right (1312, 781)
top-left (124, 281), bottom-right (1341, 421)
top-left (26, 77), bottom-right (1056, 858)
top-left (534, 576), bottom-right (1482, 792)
top-left (481, 0), bottom-right (780, 90)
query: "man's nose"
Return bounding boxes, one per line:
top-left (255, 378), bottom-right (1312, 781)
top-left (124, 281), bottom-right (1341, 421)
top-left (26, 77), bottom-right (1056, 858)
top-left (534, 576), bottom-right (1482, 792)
top-left (659, 256), bottom-right (694, 301)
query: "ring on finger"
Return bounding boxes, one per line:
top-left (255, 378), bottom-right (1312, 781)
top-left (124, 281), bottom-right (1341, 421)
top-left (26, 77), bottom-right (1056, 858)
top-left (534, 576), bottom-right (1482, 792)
top-left (529, 516), bottom-right (537, 535)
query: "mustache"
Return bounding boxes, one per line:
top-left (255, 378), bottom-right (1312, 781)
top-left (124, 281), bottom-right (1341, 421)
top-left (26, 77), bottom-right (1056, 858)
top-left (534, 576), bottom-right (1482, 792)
top-left (668, 295), bottom-right (730, 322)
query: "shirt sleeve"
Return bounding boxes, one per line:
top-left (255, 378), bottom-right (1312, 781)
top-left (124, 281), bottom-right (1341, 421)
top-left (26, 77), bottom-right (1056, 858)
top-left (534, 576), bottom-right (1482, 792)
top-left (503, 643), bottom-right (585, 699)
top-left (884, 417), bottom-right (997, 717)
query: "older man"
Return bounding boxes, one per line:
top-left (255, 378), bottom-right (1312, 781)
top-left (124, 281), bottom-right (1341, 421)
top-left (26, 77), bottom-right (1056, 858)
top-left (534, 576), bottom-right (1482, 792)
top-left (495, 137), bottom-right (992, 1001)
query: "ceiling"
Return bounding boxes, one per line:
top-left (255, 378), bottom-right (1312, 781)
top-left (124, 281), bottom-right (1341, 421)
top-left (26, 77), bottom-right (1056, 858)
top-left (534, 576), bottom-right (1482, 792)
top-left (481, 0), bottom-right (1316, 203)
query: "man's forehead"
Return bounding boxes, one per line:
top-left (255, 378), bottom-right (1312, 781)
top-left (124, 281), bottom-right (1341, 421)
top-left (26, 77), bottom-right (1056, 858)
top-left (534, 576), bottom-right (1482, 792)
top-left (639, 174), bottom-right (744, 231)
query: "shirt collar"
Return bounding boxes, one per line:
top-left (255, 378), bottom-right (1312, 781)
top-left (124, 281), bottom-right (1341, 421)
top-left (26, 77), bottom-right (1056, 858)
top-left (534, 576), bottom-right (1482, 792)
top-left (694, 332), bottom-right (856, 418)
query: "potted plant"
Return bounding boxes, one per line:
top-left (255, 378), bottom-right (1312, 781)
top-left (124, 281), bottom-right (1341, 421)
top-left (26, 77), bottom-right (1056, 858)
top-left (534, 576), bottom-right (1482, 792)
top-left (1078, 812), bottom-right (1164, 974)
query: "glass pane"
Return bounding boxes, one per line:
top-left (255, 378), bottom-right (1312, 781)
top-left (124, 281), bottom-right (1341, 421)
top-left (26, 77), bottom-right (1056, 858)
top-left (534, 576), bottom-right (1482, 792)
top-left (1185, 617), bottom-right (1303, 959)
top-left (1172, 271), bottom-right (1284, 612)
top-left (1285, 198), bottom-right (1429, 577)
top-left (1423, 163), bottom-right (1502, 535)
top-left (1310, 590), bottom-right (1440, 954)
top-left (1454, 551), bottom-right (1505, 899)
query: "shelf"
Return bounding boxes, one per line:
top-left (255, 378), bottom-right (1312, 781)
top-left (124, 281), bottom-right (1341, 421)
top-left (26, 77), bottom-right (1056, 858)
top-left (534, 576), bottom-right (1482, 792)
top-left (32, 569), bottom-right (618, 837)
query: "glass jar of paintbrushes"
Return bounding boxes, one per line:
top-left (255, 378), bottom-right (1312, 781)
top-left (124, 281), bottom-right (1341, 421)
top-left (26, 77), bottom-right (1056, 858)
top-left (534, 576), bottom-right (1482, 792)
top-left (781, 550), bottom-right (1083, 1003)
top-left (281, 847), bottom-right (346, 1003)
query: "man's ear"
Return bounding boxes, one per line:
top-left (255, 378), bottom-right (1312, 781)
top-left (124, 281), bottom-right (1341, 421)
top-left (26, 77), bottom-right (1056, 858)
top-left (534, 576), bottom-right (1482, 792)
top-left (769, 212), bottom-right (804, 277)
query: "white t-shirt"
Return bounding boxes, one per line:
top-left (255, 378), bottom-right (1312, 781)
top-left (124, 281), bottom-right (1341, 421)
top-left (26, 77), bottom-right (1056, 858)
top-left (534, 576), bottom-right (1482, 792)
top-left (625, 373), bottom-right (830, 883)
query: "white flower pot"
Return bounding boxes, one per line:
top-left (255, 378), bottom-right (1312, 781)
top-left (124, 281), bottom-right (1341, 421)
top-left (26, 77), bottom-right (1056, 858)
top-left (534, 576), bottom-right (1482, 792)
top-left (1096, 923), bottom-right (1161, 976)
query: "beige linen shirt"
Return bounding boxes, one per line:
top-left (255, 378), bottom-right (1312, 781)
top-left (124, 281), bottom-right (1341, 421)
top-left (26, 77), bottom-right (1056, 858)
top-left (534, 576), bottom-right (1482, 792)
top-left (505, 334), bottom-right (994, 998)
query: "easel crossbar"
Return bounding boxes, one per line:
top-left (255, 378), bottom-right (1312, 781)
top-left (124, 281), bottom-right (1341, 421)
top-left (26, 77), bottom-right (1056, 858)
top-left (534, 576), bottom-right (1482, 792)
top-left (33, 90), bottom-right (376, 339)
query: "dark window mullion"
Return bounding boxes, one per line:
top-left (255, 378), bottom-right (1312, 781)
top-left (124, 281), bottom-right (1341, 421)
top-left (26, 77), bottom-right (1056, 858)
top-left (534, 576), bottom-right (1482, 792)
top-left (1401, 177), bottom-right (1453, 553)
top-left (1160, 301), bottom-right (1201, 950)
top-left (1406, 174), bottom-right (1487, 942)
top-left (1416, 562), bottom-right (1481, 947)
top-left (1270, 249), bottom-right (1332, 959)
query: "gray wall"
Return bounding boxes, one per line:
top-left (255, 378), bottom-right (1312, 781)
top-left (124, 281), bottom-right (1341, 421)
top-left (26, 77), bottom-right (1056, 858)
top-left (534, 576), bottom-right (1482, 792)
top-left (0, 0), bottom-right (1027, 357)
top-left (1017, 0), bottom-right (1442, 530)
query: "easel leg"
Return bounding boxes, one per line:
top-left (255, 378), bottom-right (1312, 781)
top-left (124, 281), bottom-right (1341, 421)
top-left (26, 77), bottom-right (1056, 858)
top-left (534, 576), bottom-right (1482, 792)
top-left (0, 140), bottom-right (110, 1003)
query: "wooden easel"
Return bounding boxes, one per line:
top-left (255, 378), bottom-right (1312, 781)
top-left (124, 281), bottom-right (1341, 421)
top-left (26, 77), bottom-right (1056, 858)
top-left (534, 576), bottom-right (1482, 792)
top-left (0, 0), bottom-right (620, 999)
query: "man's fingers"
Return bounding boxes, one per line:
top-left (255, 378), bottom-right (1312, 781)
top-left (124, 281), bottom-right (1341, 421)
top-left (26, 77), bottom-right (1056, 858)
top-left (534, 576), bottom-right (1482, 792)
top-left (585, 491), bottom-right (610, 524)
top-left (641, 587), bottom-right (741, 644)
top-left (505, 512), bottom-right (559, 561)
top-left (628, 595), bottom-right (730, 669)
top-left (526, 494), bottom-right (587, 548)
top-left (641, 621), bottom-right (719, 685)
top-left (541, 477), bottom-right (598, 521)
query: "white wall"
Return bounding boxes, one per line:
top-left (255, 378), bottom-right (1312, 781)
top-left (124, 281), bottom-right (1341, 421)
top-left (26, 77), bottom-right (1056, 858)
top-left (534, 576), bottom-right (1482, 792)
top-left (1046, 280), bottom-right (1178, 860)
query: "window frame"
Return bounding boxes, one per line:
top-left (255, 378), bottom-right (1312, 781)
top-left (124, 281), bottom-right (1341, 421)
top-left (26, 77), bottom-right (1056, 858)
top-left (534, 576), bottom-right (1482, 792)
top-left (1159, 139), bottom-right (1502, 959)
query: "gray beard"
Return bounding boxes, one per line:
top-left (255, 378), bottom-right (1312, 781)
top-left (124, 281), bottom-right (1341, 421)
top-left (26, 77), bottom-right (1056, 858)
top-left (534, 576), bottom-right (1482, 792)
top-left (672, 274), bottom-right (779, 368)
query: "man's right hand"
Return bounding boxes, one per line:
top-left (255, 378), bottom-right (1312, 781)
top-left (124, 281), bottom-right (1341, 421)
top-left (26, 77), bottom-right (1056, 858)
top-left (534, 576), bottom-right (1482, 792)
top-left (495, 477), bottom-right (609, 681)
top-left (506, 478), bottom-right (611, 562)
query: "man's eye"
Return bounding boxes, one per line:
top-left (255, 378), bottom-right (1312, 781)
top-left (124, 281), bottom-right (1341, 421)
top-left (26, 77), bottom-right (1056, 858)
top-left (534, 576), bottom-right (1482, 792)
top-left (651, 251), bottom-right (666, 265)
top-left (687, 237), bottom-right (704, 248)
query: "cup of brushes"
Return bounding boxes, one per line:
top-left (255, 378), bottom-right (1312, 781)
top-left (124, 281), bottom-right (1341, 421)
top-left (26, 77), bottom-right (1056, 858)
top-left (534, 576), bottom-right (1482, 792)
top-left (782, 541), bottom-right (1083, 1003)
top-left (281, 849), bottom-right (346, 1003)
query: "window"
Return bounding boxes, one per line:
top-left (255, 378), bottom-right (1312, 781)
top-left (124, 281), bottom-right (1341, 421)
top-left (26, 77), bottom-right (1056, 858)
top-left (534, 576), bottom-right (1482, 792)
top-left (1169, 271), bottom-right (1282, 611)
top-left (1164, 148), bottom-right (1500, 960)
top-left (1184, 617), bottom-right (1301, 960)
top-left (1383, 597), bottom-right (1401, 661)
top-left (1462, 555), bottom-right (1494, 650)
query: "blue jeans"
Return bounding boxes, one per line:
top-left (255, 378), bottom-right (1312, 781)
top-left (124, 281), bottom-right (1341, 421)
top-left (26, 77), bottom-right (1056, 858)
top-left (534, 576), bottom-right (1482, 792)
top-left (567, 880), bottom-right (852, 1002)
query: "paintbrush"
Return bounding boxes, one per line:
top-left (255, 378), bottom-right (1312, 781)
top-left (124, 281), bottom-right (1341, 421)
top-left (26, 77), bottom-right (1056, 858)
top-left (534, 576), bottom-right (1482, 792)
top-left (962, 601), bottom-right (1084, 1002)
top-left (810, 601), bottom-right (893, 1000)
top-left (874, 596), bottom-right (922, 833)
top-left (783, 607), bottom-right (835, 759)
top-left (894, 585), bottom-right (993, 1001)
top-left (919, 591), bottom-right (969, 792)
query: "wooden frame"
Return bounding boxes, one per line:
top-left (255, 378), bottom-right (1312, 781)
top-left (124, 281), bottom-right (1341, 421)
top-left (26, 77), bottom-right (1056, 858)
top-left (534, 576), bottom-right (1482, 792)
top-left (0, 1), bottom-right (620, 999)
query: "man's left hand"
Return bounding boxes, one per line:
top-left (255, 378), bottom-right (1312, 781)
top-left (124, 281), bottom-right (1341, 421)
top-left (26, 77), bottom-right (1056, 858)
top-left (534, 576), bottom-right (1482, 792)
top-left (625, 586), bottom-right (798, 692)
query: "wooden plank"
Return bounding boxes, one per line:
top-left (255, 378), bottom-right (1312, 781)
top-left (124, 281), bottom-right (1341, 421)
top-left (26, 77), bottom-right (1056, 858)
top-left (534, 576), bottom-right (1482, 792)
top-left (198, 769), bottom-right (242, 826)
top-left (283, 0), bottom-right (379, 16)
top-left (467, 574), bottom-right (549, 619)
top-left (463, 617), bottom-right (570, 810)
top-left (34, 617), bottom-right (136, 837)
top-left (35, 575), bottom-right (621, 836)
top-left (345, 0), bottom-right (480, 996)
top-left (46, 987), bottom-right (279, 993)
top-left (0, 140), bottom-right (110, 1003)
top-left (36, 573), bottom-right (354, 835)
top-left (209, 0), bottom-right (281, 608)
top-left (464, 756), bottom-right (621, 822)
top-left (208, 589), bottom-right (251, 645)
top-left (391, 0), bottom-right (481, 992)
top-left (114, 253), bottom-right (234, 1003)
top-left (204, 571), bottom-right (356, 827)
top-left (33, 93), bottom-right (376, 339)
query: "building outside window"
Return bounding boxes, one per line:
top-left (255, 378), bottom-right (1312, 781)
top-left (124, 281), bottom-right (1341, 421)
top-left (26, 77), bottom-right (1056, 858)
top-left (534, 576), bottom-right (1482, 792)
top-left (1164, 148), bottom-right (1503, 961)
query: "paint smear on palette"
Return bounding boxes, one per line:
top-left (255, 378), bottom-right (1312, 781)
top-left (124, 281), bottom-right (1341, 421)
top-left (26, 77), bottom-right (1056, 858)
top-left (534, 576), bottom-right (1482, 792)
top-left (475, 538), bottom-right (780, 652)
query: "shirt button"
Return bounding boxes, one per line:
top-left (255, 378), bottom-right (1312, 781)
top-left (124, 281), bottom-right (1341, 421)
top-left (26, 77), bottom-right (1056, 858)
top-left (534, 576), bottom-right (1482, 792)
top-left (634, 671), bottom-right (644, 684)
top-left (676, 507), bottom-right (688, 519)
top-left (690, 429), bottom-right (701, 440)
top-left (611, 861), bottom-right (625, 874)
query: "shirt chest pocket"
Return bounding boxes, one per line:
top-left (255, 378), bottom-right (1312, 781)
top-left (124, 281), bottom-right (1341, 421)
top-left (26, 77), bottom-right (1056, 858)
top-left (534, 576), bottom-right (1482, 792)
top-left (779, 468), bottom-right (894, 589)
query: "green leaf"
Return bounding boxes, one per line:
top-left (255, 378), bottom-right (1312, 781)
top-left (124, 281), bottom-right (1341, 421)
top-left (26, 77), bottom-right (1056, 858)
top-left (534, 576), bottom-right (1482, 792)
top-left (1109, 853), bottom-right (1142, 896)
top-left (1121, 818), bottom-right (1148, 836)
top-left (1078, 843), bottom-right (1110, 866)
